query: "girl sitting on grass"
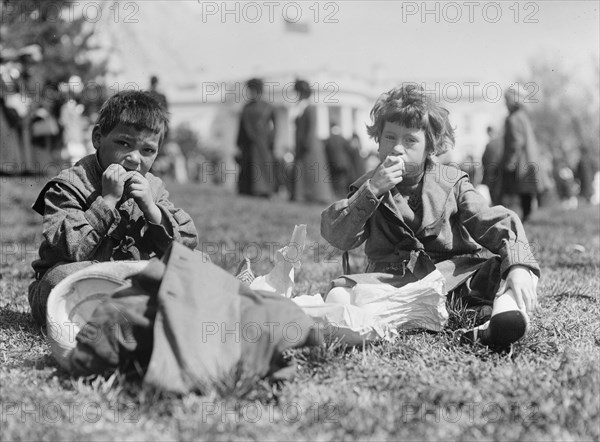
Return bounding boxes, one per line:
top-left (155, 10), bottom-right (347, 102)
top-left (320, 84), bottom-right (540, 347)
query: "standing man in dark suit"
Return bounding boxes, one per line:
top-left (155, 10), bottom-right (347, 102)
top-left (501, 84), bottom-right (542, 221)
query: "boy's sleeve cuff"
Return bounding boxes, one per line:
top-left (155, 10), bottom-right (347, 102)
top-left (143, 205), bottom-right (176, 253)
top-left (84, 196), bottom-right (121, 235)
top-left (145, 221), bottom-right (174, 253)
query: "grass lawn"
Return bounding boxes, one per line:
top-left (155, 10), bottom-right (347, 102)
top-left (1, 175), bottom-right (599, 441)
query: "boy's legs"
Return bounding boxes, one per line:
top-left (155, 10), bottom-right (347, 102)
top-left (28, 261), bottom-right (96, 326)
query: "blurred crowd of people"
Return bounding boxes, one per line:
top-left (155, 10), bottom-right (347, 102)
top-left (0, 50), bottom-right (184, 177)
top-left (461, 84), bottom-right (600, 220)
top-left (0, 44), bottom-right (102, 173)
top-left (234, 77), bottom-right (599, 216)
top-left (2, 54), bottom-right (597, 216)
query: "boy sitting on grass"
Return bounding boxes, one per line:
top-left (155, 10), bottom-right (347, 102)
top-left (321, 84), bottom-right (540, 347)
top-left (29, 91), bottom-right (198, 325)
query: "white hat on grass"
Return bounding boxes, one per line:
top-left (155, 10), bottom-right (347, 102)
top-left (46, 261), bottom-right (150, 372)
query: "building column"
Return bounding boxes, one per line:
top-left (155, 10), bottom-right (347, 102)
top-left (354, 107), bottom-right (375, 154)
top-left (273, 106), bottom-right (290, 157)
top-left (316, 104), bottom-right (330, 140)
top-left (340, 106), bottom-right (353, 138)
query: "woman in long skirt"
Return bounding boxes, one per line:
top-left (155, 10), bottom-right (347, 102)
top-left (292, 79), bottom-right (334, 204)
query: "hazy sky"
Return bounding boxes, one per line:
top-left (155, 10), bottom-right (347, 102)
top-left (104, 1), bottom-right (599, 89)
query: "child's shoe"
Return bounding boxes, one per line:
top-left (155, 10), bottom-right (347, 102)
top-left (460, 309), bottom-right (528, 347)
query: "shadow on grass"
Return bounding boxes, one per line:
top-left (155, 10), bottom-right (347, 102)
top-left (0, 307), bottom-right (62, 371)
top-left (549, 290), bottom-right (596, 301)
top-left (0, 307), bottom-right (39, 334)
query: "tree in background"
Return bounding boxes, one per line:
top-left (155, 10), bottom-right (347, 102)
top-left (520, 53), bottom-right (600, 168)
top-left (517, 54), bottom-right (600, 203)
top-left (1, 1), bottom-right (110, 171)
top-left (1, 0), bottom-right (108, 114)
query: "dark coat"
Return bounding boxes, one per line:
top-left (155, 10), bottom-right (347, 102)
top-left (325, 133), bottom-right (353, 173)
top-left (325, 133), bottom-right (353, 197)
top-left (482, 136), bottom-right (504, 205)
top-left (502, 108), bottom-right (542, 195)
top-left (236, 100), bottom-right (276, 196)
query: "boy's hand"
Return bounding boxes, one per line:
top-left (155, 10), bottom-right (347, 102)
top-left (124, 172), bottom-right (163, 224)
top-left (504, 265), bottom-right (538, 314)
top-left (369, 156), bottom-right (405, 196)
top-left (102, 164), bottom-right (130, 208)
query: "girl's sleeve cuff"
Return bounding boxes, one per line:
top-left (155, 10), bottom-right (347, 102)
top-left (345, 179), bottom-right (383, 224)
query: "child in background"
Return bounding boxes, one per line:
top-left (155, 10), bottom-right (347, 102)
top-left (29, 91), bottom-right (198, 325)
top-left (321, 84), bottom-right (540, 347)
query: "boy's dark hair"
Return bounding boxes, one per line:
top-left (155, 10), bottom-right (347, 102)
top-left (367, 84), bottom-right (455, 156)
top-left (95, 90), bottom-right (169, 144)
top-left (294, 79), bottom-right (312, 100)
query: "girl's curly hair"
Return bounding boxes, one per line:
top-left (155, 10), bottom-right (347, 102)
top-left (366, 84), bottom-right (455, 156)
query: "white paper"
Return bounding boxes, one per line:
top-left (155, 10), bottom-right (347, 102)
top-left (293, 270), bottom-right (448, 345)
top-left (249, 224), bottom-right (306, 298)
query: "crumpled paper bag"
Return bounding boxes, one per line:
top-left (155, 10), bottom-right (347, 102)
top-left (292, 295), bottom-right (382, 345)
top-left (350, 269), bottom-right (448, 332)
top-left (293, 269), bottom-right (448, 345)
top-left (249, 225), bottom-right (306, 298)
